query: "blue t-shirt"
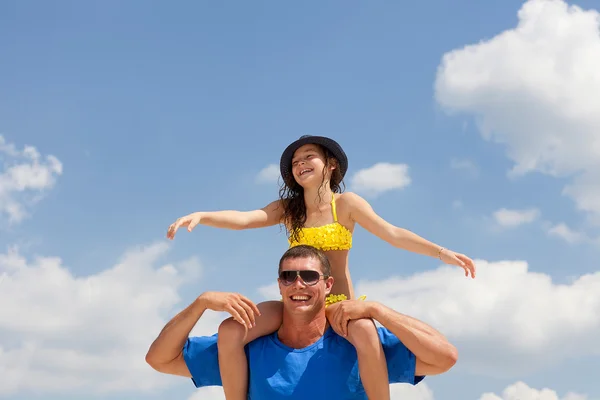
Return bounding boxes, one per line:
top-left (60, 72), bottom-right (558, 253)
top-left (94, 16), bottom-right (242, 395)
top-left (183, 326), bottom-right (425, 399)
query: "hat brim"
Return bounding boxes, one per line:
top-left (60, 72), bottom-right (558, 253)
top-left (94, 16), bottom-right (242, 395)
top-left (279, 136), bottom-right (348, 183)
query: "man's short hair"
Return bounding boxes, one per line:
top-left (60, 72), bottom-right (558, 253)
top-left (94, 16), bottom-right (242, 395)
top-left (278, 245), bottom-right (331, 277)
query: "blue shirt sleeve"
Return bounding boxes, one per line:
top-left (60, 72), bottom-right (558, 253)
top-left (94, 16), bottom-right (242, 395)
top-left (378, 327), bottom-right (426, 385)
top-left (182, 334), bottom-right (223, 388)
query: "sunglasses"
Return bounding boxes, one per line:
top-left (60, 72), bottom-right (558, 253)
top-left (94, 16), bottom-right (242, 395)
top-left (279, 270), bottom-right (328, 286)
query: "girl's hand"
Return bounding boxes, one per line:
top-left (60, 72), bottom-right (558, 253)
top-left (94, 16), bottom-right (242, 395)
top-left (440, 249), bottom-right (476, 278)
top-left (167, 212), bottom-right (202, 240)
top-left (326, 300), bottom-right (374, 337)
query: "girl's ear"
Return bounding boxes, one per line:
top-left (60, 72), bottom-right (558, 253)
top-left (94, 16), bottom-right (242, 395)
top-left (327, 158), bottom-right (337, 170)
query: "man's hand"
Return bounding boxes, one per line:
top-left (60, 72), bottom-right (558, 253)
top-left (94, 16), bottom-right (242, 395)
top-left (198, 291), bottom-right (261, 328)
top-left (326, 300), bottom-right (376, 337)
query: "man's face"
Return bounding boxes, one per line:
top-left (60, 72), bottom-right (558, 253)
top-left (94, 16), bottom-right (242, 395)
top-left (278, 256), bottom-right (333, 316)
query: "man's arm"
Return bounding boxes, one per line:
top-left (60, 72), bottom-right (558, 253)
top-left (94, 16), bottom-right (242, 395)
top-left (369, 302), bottom-right (458, 376)
top-left (145, 292), bottom-right (259, 377)
top-left (145, 297), bottom-right (207, 377)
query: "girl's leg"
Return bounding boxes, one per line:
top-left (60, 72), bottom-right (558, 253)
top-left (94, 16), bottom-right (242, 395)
top-left (217, 300), bottom-right (282, 400)
top-left (345, 318), bottom-right (391, 400)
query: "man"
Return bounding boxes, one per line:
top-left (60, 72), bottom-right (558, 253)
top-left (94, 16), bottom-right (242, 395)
top-left (146, 245), bottom-right (458, 399)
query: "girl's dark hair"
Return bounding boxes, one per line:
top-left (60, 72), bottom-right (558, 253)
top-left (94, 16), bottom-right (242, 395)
top-left (278, 144), bottom-right (345, 243)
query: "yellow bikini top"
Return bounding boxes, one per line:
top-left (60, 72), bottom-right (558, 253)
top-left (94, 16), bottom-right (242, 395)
top-left (288, 193), bottom-right (353, 251)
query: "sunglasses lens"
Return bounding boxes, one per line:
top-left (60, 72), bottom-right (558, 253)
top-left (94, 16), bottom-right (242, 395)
top-left (279, 270), bottom-right (322, 285)
top-left (280, 271), bottom-right (297, 285)
top-left (299, 271), bottom-right (320, 285)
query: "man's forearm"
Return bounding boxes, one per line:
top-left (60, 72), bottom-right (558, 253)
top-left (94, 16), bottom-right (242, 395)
top-left (146, 297), bottom-right (207, 366)
top-left (369, 302), bottom-right (457, 368)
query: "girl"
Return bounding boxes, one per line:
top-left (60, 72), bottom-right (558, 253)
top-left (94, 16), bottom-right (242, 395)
top-left (167, 135), bottom-right (475, 399)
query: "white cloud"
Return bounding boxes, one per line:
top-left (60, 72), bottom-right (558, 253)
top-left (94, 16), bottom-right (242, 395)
top-left (355, 259), bottom-right (600, 377)
top-left (255, 164), bottom-right (280, 184)
top-left (0, 242), bottom-right (224, 396)
top-left (350, 163), bottom-right (411, 197)
top-left (257, 258), bottom-right (600, 377)
top-left (188, 386), bottom-right (226, 400)
top-left (186, 374), bottom-right (436, 399)
top-left (547, 222), bottom-right (587, 243)
top-left (450, 158), bottom-right (479, 178)
top-left (0, 135), bottom-right (63, 224)
top-left (493, 207), bottom-right (540, 227)
top-left (479, 381), bottom-right (588, 400)
top-left (435, 0), bottom-right (600, 222)
top-left (391, 381), bottom-right (587, 400)
top-left (257, 282), bottom-right (279, 300)
top-left (185, 378), bottom-right (587, 400)
top-left (390, 382), bottom-right (434, 400)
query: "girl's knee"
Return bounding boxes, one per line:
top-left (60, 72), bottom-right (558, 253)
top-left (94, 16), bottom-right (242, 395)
top-left (257, 300), bottom-right (283, 317)
top-left (346, 318), bottom-right (379, 347)
top-left (255, 300), bottom-right (284, 331)
top-left (218, 318), bottom-right (246, 343)
top-left (218, 300), bottom-right (283, 346)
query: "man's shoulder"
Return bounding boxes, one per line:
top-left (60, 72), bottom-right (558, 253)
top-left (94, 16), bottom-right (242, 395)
top-left (244, 331), bottom-right (285, 355)
top-left (320, 326), bottom-right (399, 345)
top-left (376, 326), bottom-right (402, 345)
top-left (247, 328), bottom-right (351, 355)
top-left (321, 326), bottom-right (399, 344)
top-left (185, 331), bottom-right (273, 355)
top-left (244, 327), bottom-right (401, 350)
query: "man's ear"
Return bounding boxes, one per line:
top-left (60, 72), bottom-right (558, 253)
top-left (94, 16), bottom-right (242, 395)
top-left (324, 276), bottom-right (334, 295)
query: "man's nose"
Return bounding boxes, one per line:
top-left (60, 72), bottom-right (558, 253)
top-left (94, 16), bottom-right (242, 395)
top-left (292, 276), bottom-right (307, 288)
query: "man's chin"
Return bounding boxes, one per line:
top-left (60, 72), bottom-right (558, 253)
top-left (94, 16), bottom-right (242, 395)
top-left (284, 300), bottom-right (323, 314)
top-left (286, 302), bottom-right (311, 311)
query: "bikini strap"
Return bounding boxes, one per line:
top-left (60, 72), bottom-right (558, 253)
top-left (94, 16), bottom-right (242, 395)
top-left (330, 192), bottom-right (338, 222)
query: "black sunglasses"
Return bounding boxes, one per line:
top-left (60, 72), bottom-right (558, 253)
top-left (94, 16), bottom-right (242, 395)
top-left (279, 270), bottom-right (328, 286)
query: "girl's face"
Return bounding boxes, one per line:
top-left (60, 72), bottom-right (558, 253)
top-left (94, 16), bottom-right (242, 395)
top-left (290, 144), bottom-right (335, 188)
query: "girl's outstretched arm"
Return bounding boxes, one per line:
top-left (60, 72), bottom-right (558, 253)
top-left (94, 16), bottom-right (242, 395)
top-left (167, 200), bottom-right (283, 239)
top-left (345, 192), bottom-right (476, 278)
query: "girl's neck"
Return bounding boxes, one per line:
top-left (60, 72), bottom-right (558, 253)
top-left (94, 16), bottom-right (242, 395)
top-left (303, 184), bottom-right (333, 212)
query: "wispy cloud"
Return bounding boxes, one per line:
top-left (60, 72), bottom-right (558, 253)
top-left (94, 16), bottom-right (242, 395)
top-left (435, 0), bottom-right (600, 223)
top-left (478, 381), bottom-right (587, 400)
top-left (547, 223), bottom-right (586, 244)
top-left (350, 163), bottom-right (411, 197)
top-left (257, 282), bottom-right (279, 300)
top-left (255, 164), bottom-right (280, 184)
top-left (492, 208), bottom-right (540, 228)
top-left (188, 387), bottom-right (226, 400)
top-left (0, 242), bottom-right (216, 395)
top-left (450, 158), bottom-right (479, 178)
top-left (0, 135), bottom-right (63, 225)
top-left (356, 258), bottom-right (600, 378)
top-left (188, 380), bottom-right (586, 400)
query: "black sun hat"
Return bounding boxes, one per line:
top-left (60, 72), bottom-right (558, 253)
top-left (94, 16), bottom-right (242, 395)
top-left (279, 135), bottom-right (348, 183)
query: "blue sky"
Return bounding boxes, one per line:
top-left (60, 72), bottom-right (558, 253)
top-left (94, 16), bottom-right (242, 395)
top-left (2, 1), bottom-right (600, 399)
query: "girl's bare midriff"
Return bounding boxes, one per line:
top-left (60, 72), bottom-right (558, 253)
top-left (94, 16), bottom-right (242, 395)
top-left (298, 193), bottom-right (356, 299)
top-left (323, 249), bottom-right (354, 299)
